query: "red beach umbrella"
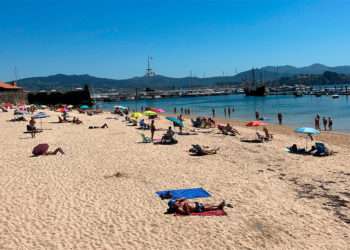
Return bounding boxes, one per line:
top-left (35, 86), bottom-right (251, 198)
top-left (246, 120), bottom-right (268, 127)
top-left (32, 143), bottom-right (49, 156)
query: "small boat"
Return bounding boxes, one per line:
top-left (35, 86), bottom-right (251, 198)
top-left (332, 94), bottom-right (340, 99)
top-left (294, 91), bottom-right (303, 97)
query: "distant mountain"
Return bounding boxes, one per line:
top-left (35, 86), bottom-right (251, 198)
top-left (14, 63), bottom-right (350, 91)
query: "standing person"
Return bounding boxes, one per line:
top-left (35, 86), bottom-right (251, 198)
top-left (227, 107), bottom-right (231, 118)
top-left (180, 107), bottom-right (183, 114)
top-left (177, 114), bottom-right (184, 134)
top-left (174, 107), bottom-right (177, 114)
top-left (277, 113), bottom-right (283, 125)
top-left (323, 117), bottom-right (328, 131)
top-left (315, 114), bottom-right (320, 130)
top-left (255, 111), bottom-right (260, 120)
top-left (224, 107), bottom-right (227, 118)
top-left (232, 106), bottom-right (235, 113)
top-left (328, 117), bottom-right (333, 131)
top-left (150, 120), bottom-right (156, 141)
top-left (141, 106), bottom-right (144, 112)
top-left (212, 108), bottom-right (215, 118)
top-left (188, 108), bottom-right (191, 115)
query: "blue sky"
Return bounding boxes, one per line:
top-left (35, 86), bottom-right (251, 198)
top-left (1, 0), bottom-right (349, 81)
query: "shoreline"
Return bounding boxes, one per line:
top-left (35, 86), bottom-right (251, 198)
top-left (161, 112), bottom-right (350, 147)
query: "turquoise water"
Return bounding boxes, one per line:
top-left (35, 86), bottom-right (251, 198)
top-left (97, 95), bottom-right (350, 132)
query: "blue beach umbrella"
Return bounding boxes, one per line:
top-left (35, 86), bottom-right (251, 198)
top-left (295, 127), bottom-right (320, 135)
top-left (166, 116), bottom-right (184, 127)
top-left (32, 112), bottom-right (50, 129)
top-left (80, 105), bottom-right (89, 110)
top-left (295, 127), bottom-right (320, 149)
top-left (114, 105), bottom-right (128, 110)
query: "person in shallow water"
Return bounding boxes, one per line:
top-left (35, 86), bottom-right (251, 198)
top-left (167, 199), bottom-right (226, 215)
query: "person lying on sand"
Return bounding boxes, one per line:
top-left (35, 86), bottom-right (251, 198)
top-left (72, 117), bottom-right (82, 124)
top-left (10, 116), bottom-right (27, 122)
top-left (88, 123), bottom-right (108, 129)
top-left (218, 123), bottom-right (240, 136)
top-left (167, 199), bottom-right (227, 215)
top-left (189, 144), bottom-right (219, 156)
top-left (32, 143), bottom-right (64, 157)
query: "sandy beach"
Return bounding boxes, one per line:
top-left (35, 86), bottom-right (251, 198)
top-left (0, 110), bottom-right (349, 250)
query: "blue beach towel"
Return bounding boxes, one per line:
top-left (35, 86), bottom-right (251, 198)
top-left (156, 187), bottom-right (211, 200)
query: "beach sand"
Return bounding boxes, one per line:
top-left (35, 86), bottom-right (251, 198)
top-left (0, 110), bottom-right (349, 249)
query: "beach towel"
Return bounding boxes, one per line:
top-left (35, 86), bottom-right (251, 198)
top-left (175, 209), bottom-right (227, 216)
top-left (156, 187), bottom-right (211, 200)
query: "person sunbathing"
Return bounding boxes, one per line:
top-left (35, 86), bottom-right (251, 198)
top-left (88, 123), bottom-right (108, 129)
top-left (189, 144), bottom-right (219, 156)
top-left (32, 144), bottom-right (64, 157)
top-left (72, 117), bottom-right (83, 124)
top-left (263, 127), bottom-right (273, 141)
top-left (159, 127), bottom-right (177, 144)
top-left (27, 117), bottom-right (41, 138)
top-left (167, 199), bottom-right (226, 215)
top-left (10, 116), bottom-right (27, 122)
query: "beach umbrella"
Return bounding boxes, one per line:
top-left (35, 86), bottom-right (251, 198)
top-left (294, 127), bottom-right (320, 135)
top-left (246, 120), bottom-right (268, 127)
top-left (56, 107), bottom-right (68, 113)
top-left (131, 112), bottom-right (143, 119)
top-left (166, 116), bottom-right (184, 127)
top-left (295, 127), bottom-right (320, 149)
top-left (32, 112), bottom-right (50, 129)
top-left (32, 143), bottom-right (49, 156)
top-left (80, 105), bottom-right (89, 110)
top-left (150, 107), bottom-right (165, 113)
top-left (114, 105), bottom-right (128, 110)
top-left (143, 110), bottom-right (157, 117)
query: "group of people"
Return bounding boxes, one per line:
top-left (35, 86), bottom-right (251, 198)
top-left (191, 116), bottom-right (216, 128)
top-left (314, 114), bottom-right (333, 131)
top-left (173, 107), bottom-right (191, 115)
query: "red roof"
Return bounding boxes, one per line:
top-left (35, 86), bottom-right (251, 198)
top-left (0, 81), bottom-right (21, 89)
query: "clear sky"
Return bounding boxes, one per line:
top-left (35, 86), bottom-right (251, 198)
top-left (1, 0), bottom-right (349, 81)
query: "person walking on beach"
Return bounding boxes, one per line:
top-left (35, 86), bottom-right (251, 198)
top-left (212, 108), bottom-right (216, 118)
top-left (323, 117), bottom-right (328, 131)
top-left (227, 107), bottom-right (231, 118)
top-left (255, 111), bottom-right (260, 120)
top-left (150, 120), bottom-right (156, 141)
top-left (315, 114), bottom-right (320, 130)
top-left (277, 113), bottom-right (283, 125)
top-left (328, 117), bottom-right (333, 131)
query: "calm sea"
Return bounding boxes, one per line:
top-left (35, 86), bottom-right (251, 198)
top-left (97, 94), bottom-right (350, 132)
